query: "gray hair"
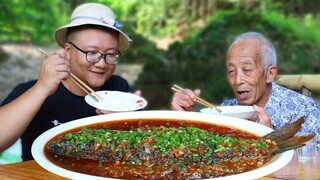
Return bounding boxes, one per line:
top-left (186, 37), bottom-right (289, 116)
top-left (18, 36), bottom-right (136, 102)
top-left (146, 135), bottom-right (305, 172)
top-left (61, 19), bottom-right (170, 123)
top-left (228, 32), bottom-right (277, 74)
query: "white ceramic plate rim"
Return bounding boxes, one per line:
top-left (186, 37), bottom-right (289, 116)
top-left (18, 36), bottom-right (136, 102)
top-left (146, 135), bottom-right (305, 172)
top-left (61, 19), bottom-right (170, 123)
top-left (32, 110), bottom-right (293, 180)
top-left (200, 105), bottom-right (254, 114)
top-left (84, 91), bottom-right (147, 113)
top-left (200, 106), bottom-right (255, 119)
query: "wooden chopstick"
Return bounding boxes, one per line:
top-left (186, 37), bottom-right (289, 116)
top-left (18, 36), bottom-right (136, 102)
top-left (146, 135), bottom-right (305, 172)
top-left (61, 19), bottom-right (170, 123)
top-left (69, 77), bottom-right (99, 102)
top-left (37, 48), bottom-right (103, 102)
top-left (172, 84), bottom-right (222, 113)
top-left (69, 73), bottom-right (103, 101)
top-left (171, 86), bottom-right (215, 109)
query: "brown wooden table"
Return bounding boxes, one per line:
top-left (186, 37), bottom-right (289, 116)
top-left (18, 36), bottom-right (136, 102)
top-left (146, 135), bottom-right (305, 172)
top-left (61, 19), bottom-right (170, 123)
top-left (0, 152), bottom-right (319, 179)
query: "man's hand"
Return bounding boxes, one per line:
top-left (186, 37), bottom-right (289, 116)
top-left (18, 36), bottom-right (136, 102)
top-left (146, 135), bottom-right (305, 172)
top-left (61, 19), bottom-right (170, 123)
top-left (133, 90), bottom-right (141, 96)
top-left (36, 53), bottom-right (70, 96)
top-left (171, 89), bottom-right (201, 111)
top-left (251, 105), bottom-right (274, 129)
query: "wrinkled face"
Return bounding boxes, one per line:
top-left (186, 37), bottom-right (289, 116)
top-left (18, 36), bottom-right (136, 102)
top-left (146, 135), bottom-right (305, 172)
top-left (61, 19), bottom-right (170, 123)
top-left (226, 38), bottom-right (270, 106)
top-left (65, 28), bottom-right (119, 90)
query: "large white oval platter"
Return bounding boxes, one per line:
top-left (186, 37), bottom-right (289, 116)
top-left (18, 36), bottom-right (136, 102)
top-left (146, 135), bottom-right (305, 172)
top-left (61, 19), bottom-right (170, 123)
top-left (32, 110), bottom-right (293, 180)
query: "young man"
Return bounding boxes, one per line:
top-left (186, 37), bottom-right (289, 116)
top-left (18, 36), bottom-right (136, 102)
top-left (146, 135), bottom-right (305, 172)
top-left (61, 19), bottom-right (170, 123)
top-left (0, 3), bottom-right (140, 160)
top-left (171, 32), bottom-right (320, 152)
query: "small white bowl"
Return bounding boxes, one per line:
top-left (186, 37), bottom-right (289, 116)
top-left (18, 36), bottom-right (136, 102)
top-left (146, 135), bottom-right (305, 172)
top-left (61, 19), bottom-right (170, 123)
top-left (200, 105), bottom-right (255, 119)
top-left (85, 91), bottom-right (147, 114)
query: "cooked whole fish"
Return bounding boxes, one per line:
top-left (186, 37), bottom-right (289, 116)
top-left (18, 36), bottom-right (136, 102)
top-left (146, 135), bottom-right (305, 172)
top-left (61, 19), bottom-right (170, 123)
top-left (47, 117), bottom-right (315, 164)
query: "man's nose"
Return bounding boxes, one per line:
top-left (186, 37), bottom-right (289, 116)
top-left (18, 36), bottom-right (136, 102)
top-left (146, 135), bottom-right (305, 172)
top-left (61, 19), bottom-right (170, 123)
top-left (235, 71), bottom-right (244, 85)
top-left (94, 57), bottom-right (108, 67)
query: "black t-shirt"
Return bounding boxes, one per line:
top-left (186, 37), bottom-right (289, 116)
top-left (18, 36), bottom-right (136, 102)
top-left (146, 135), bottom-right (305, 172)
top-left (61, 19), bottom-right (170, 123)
top-left (1, 75), bottom-right (131, 161)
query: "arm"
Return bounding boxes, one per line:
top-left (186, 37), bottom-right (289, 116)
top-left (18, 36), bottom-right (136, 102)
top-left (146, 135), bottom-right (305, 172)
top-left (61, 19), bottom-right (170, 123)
top-left (171, 88), bottom-right (201, 111)
top-left (0, 53), bottom-right (70, 152)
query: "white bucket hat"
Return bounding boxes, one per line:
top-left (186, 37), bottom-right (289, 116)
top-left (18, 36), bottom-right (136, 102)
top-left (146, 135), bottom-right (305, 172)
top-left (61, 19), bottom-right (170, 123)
top-left (55, 3), bottom-right (132, 53)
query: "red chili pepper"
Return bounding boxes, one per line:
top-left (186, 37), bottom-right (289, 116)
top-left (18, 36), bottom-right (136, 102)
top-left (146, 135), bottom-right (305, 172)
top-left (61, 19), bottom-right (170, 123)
top-left (172, 149), bottom-right (180, 157)
top-left (136, 99), bottom-right (143, 104)
top-left (146, 137), bottom-right (153, 144)
top-left (197, 145), bottom-right (204, 151)
top-left (260, 149), bottom-right (267, 154)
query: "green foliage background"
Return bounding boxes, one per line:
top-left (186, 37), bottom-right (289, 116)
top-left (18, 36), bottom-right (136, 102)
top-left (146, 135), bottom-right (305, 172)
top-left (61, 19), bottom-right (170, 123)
top-left (1, 0), bottom-right (319, 109)
top-left (0, 0), bottom-right (69, 45)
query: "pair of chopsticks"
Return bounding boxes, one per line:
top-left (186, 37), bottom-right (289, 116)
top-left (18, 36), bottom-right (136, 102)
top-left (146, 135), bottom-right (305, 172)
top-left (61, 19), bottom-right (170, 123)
top-left (171, 84), bottom-right (222, 113)
top-left (37, 48), bottom-right (103, 102)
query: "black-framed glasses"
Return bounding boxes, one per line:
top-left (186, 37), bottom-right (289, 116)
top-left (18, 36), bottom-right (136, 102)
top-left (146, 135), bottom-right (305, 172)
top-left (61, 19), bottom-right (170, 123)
top-left (69, 42), bottom-right (120, 65)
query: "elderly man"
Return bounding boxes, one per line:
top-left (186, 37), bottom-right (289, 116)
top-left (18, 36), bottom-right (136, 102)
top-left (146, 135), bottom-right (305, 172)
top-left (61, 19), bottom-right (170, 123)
top-left (0, 3), bottom-right (140, 160)
top-left (171, 32), bottom-right (320, 152)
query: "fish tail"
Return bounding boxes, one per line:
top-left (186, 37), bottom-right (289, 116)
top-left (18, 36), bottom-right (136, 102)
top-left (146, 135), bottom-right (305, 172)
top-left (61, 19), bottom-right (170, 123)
top-left (260, 117), bottom-right (316, 154)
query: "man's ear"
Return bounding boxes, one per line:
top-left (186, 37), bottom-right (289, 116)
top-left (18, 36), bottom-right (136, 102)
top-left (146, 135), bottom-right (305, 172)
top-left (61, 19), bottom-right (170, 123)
top-left (64, 43), bottom-right (71, 59)
top-left (266, 65), bottom-right (278, 83)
